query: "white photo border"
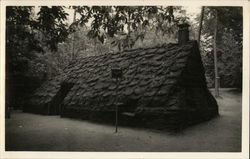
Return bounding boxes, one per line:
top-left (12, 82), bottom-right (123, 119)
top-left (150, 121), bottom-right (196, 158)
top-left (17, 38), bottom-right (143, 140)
top-left (0, 0), bottom-right (249, 158)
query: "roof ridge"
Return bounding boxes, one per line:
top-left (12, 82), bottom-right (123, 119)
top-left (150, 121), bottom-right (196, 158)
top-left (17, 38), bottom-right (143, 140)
top-left (74, 40), bottom-right (197, 63)
top-left (72, 42), bottom-right (180, 62)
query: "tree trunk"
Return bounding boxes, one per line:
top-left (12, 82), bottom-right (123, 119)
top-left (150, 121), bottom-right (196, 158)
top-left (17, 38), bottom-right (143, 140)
top-left (213, 9), bottom-right (219, 97)
top-left (72, 9), bottom-right (76, 60)
top-left (127, 11), bottom-right (132, 49)
top-left (197, 6), bottom-right (204, 47)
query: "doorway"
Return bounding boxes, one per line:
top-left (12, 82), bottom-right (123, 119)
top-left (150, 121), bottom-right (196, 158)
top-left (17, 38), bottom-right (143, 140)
top-left (49, 82), bottom-right (74, 115)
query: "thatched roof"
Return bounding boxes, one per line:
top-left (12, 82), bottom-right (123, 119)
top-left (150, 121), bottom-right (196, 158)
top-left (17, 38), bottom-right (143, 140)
top-left (29, 41), bottom-right (199, 113)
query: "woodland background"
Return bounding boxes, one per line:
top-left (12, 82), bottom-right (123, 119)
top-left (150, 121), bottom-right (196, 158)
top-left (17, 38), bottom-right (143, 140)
top-left (5, 6), bottom-right (242, 108)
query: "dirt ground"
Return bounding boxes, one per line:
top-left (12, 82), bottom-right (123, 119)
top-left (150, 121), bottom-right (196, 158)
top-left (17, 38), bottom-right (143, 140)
top-left (5, 89), bottom-right (242, 152)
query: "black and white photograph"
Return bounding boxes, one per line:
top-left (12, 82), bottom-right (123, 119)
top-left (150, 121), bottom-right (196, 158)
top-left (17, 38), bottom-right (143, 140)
top-left (0, 0), bottom-right (249, 158)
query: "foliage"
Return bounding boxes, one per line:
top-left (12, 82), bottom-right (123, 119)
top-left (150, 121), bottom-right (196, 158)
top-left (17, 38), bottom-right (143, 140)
top-left (197, 7), bottom-right (243, 88)
top-left (72, 6), bottom-right (186, 50)
top-left (58, 24), bottom-right (179, 60)
top-left (202, 7), bottom-right (242, 44)
top-left (59, 26), bottom-right (112, 58)
top-left (36, 6), bottom-right (70, 51)
top-left (6, 6), bottom-right (70, 106)
top-left (202, 30), bottom-right (242, 88)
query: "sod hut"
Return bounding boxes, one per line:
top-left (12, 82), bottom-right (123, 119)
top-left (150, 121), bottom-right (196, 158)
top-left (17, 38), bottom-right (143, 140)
top-left (25, 24), bottom-right (218, 129)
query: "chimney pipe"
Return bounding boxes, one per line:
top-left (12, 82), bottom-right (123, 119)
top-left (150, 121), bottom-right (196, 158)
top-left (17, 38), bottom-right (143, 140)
top-left (178, 23), bottom-right (190, 45)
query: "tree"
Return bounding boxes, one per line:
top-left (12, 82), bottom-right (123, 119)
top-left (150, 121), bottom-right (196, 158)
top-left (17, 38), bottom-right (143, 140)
top-left (197, 6), bottom-right (204, 47)
top-left (71, 6), bottom-right (185, 50)
top-left (213, 8), bottom-right (219, 97)
top-left (6, 6), bottom-right (70, 107)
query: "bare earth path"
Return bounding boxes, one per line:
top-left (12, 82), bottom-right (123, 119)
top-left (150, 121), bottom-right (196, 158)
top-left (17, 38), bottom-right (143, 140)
top-left (5, 89), bottom-right (242, 152)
